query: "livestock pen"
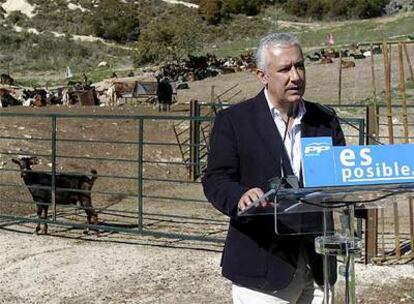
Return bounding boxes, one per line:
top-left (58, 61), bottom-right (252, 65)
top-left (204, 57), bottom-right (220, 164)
top-left (0, 104), bottom-right (412, 264)
top-left (0, 111), bottom-right (225, 245)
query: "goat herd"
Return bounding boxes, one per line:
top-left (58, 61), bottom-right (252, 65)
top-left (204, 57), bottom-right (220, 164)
top-left (0, 44), bottom-right (382, 109)
top-left (0, 53), bottom-right (257, 109)
top-left (0, 84), bottom-right (102, 108)
top-left (305, 44), bottom-right (383, 67)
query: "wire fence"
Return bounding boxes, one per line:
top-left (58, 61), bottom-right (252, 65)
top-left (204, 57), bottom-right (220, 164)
top-left (0, 112), bottom-right (225, 243)
top-left (0, 104), bottom-right (412, 264)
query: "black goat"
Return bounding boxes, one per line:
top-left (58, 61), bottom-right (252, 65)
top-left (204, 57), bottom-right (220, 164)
top-left (12, 156), bottom-right (98, 235)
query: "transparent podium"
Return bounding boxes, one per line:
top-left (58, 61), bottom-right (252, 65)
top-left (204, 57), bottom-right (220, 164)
top-left (238, 181), bottom-right (414, 304)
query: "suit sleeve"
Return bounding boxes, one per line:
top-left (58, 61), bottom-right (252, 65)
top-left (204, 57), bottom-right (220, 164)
top-left (202, 111), bottom-right (248, 219)
top-left (332, 115), bottom-right (346, 147)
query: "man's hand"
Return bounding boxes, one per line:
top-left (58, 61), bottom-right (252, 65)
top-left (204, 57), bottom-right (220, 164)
top-left (238, 187), bottom-right (267, 211)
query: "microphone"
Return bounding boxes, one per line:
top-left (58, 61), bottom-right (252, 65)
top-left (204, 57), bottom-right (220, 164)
top-left (280, 105), bottom-right (292, 178)
top-left (287, 102), bottom-right (297, 120)
top-left (315, 103), bottom-right (383, 145)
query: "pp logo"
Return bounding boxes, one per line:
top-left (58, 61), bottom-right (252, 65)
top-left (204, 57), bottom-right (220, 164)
top-left (304, 143), bottom-right (331, 156)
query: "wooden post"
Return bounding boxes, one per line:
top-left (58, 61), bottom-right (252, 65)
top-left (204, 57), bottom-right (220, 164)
top-left (403, 43), bottom-right (414, 88)
top-left (370, 44), bottom-right (378, 107)
top-left (409, 196), bottom-right (414, 259)
top-left (398, 43), bottom-right (409, 143)
top-left (338, 52), bottom-right (342, 105)
top-left (364, 105), bottom-right (379, 263)
top-left (393, 201), bottom-right (401, 258)
top-left (366, 105), bottom-right (379, 145)
top-left (389, 43), bottom-right (412, 259)
top-left (210, 85), bottom-right (216, 114)
top-left (381, 207), bottom-right (386, 262)
top-left (383, 42), bottom-right (394, 144)
top-left (381, 41), bottom-right (393, 262)
top-left (370, 43), bottom-right (379, 138)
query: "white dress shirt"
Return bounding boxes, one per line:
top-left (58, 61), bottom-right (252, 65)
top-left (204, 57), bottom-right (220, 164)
top-left (265, 89), bottom-right (306, 178)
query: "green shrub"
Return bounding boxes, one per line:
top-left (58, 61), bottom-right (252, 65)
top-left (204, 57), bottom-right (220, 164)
top-left (326, 0), bottom-right (354, 19)
top-left (133, 11), bottom-right (203, 66)
top-left (307, 0), bottom-right (329, 20)
top-left (284, 0), bottom-right (390, 20)
top-left (89, 0), bottom-right (140, 43)
top-left (199, 0), bottom-right (226, 25)
top-left (350, 0), bottom-right (389, 19)
top-left (284, 0), bottom-right (309, 17)
top-left (223, 0), bottom-right (261, 15)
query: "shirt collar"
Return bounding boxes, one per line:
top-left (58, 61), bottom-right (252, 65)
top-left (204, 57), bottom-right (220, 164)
top-left (264, 88), bottom-right (306, 121)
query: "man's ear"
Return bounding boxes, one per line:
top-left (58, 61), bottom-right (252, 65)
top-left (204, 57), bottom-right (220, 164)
top-left (256, 69), bottom-right (268, 86)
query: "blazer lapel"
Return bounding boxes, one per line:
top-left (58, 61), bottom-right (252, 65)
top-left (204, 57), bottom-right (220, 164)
top-left (253, 90), bottom-right (282, 166)
top-left (301, 101), bottom-right (318, 138)
top-left (253, 91), bottom-right (294, 176)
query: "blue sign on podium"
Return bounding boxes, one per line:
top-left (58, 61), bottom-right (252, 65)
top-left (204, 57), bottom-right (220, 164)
top-left (301, 137), bottom-right (414, 187)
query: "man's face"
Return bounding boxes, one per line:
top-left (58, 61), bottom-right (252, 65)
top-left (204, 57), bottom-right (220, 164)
top-left (257, 44), bottom-right (306, 109)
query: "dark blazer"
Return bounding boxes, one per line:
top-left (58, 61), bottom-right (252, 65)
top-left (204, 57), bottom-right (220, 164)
top-left (202, 90), bottom-right (345, 291)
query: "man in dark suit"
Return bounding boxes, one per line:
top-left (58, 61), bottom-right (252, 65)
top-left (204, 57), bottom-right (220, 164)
top-left (202, 32), bottom-right (345, 303)
top-left (157, 76), bottom-right (173, 112)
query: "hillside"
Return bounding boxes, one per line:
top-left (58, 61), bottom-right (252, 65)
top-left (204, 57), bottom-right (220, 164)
top-left (0, 0), bottom-right (413, 86)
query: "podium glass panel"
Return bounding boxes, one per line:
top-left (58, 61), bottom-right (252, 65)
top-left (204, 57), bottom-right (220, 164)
top-left (238, 182), bottom-right (414, 235)
top-left (238, 182), bottom-right (414, 304)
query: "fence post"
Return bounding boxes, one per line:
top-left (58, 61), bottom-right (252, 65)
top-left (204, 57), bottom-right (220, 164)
top-left (370, 43), bottom-right (378, 108)
top-left (366, 105), bottom-right (379, 145)
top-left (51, 116), bottom-right (57, 222)
top-left (338, 52), bottom-right (342, 105)
top-left (137, 118), bottom-right (144, 232)
top-left (382, 42), bottom-right (394, 144)
top-left (190, 100), bottom-right (201, 181)
top-left (403, 43), bottom-right (414, 89)
top-left (409, 196), bottom-right (414, 259)
top-left (365, 105), bottom-right (379, 263)
top-left (399, 43), bottom-right (409, 143)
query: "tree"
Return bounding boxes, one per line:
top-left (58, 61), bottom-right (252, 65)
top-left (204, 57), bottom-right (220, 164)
top-left (351, 0), bottom-right (389, 19)
top-left (223, 0), bottom-right (261, 15)
top-left (90, 0), bottom-right (140, 43)
top-left (326, 0), bottom-right (354, 19)
top-left (284, 0), bottom-right (309, 17)
top-left (133, 14), bottom-right (202, 66)
top-left (198, 0), bottom-right (225, 25)
top-left (284, 0), bottom-right (389, 20)
top-left (6, 11), bottom-right (29, 26)
top-left (307, 0), bottom-right (329, 20)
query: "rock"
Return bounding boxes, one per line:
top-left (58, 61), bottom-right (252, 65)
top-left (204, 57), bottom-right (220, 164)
top-left (97, 61), bottom-right (108, 67)
top-left (385, 0), bottom-right (414, 15)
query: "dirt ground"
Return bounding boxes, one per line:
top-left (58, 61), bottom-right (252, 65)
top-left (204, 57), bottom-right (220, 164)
top-left (0, 222), bottom-right (413, 304)
top-left (1, 46), bottom-right (414, 303)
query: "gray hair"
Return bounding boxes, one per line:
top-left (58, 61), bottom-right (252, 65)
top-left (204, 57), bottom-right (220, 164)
top-left (255, 32), bottom-right (302, 71)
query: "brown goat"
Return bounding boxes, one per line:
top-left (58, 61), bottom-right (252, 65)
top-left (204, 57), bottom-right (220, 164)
top-left (0, 73), bottom-right (14, 85)
top-left (341, 60), bottom-right (356, 69)
top-left (12, 156), bottom-right (98, 235)
top-left (319, 57), bottom-right (333, 64)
